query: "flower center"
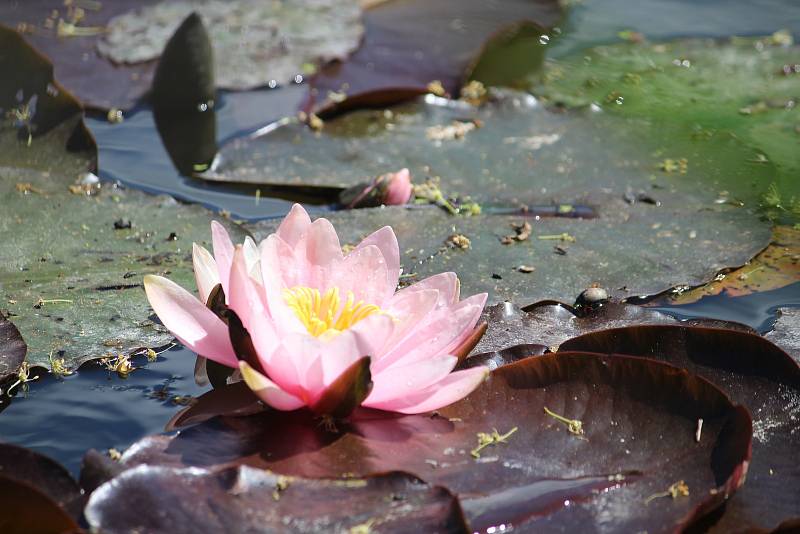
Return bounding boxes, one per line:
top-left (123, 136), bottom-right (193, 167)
top-left (283, 286), bottom-right (381, 338)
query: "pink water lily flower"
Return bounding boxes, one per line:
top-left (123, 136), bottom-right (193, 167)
top-left (144, 204), bottom-right (488, 415)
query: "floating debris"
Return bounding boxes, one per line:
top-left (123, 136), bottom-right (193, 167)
top-left (470, 426), bottom-right (519, 459)
top-left (460, 80), bottom-right (488, 105)
top-left (426, 120), bottom-right (478, 142)
top-left (446, 233), bottom-right (471, 250)
top-left (644, 480), bottom-right (689, 505)
top-left (501, 221), bottom-right (532, 244)
top-left (544, 406), bottom-right (584, 436)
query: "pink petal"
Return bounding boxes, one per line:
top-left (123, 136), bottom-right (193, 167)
top-left (143, 275), bottom-right (237, 368)
top-left (239, 361), bottom-right (305, 411)
top-left (191, 243), bottom-right (219, 304)
top-left (276, 203), bottom-right (312, 247)
top-left (211, 221), bottom-right (234, 296)
top-left (242, 236), bottom-right (261, 282)
top-left (367, 366), bottom-right (489, 414)
top-left (365, 355), bottom-right (457, 405)
top-left (375, 295), bottom-right (485, 372)
top-left (226, 246), bottom-right (263, 332)
top-left (377, 288), bottom-right (439, 357)
top-left (259, 235), bottom-right (307, 334)
top-left (353, 226), bottom-right (400, 296)
top-left (300, 218), bottom-right (343, 289)
top-left (317, 313), bottom-right (394, 392)
top-left (394, 272), bottom-right (460, 309)
top-left (329, 245), bottom-right (390, 306)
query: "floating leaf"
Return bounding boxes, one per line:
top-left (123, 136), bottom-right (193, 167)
top-left (0, 442), bottom-right (84, 520)
top-left (0, 317), bottom-right (27, 386)
top-left (0, 27), bottom-right (247, 371)
top-left (85, 465), bottom-right (468, 533)
top-left (245, 204), bottom-right (770, 306)
top-left (647, 226), bottom-right (800, 305)
top-left (104, 353), bottom-right (751, 532)
top-left (561, 325), bottom-right (800, 532)
top-left (0, 475), bottom-right (81, 534)
top-left (307, 0), bottom-right (561, 115)
top-left (534, 37), bottom-right (800, 207)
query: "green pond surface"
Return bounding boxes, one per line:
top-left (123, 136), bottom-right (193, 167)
top-left (1, 0), bottom-right (799, 479)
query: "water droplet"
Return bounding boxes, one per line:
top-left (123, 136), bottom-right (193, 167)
top-left (539, 35), bottom-right (550, 45)
top-left (615, 96), bottom-right (624, 105)
top-left (268, 79), bottom-right (277, 89)
top-left (294, 74), bottom-right (304, 84)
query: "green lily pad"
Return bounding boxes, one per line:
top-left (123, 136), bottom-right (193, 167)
top-left (245, 201), bottom-right (770, 306)
top-left (210, 88), bottom-right (778, 216)
top-left (532, 36), bottom-right (800, 211)
top-left (0, 118), bottom-right (245, 372)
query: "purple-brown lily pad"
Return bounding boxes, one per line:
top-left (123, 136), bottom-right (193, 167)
top-left (307, 0), bottom-right (561, 116)
top-left (0, 442), bottom-right (84, 520)
top-left (469, 300), bottom-right (755, 360)
top-left (560, 325), bottom-right (800, 532)
top-left (0, 317), bottom-right (26, 387)
top-left (85, 465), bottom-right (467, 533)
top-left (0, 475), bottom-right (81, 534)
top-left (100, 353), bottom-right (751, 532)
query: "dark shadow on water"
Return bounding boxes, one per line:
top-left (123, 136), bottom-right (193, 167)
top-left (649, 282), bottom-right (800, 334)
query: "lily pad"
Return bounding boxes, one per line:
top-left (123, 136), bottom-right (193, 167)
top-left (0, 27), bottom-right (248, 371)
top-left (0, 475), bottom-right (81, 534)
top-left (85, 465), bottom-right (468, 533)
top-left (307, 0), bottom-right (561, 115)
top-left (561, 325), bottom-right (800, 532)
top-left (0, 120), bottom-right (246, 372)
top-left (766, 307), bottom-right (800, 363)
top-left (103, 353), bottom-right (751, 532)
top-left (245, 203), bottom-right (770, 306)
top-left (647, 226), bottom-right (800, 305)
top-left (0, 442), bottom-right (83, 519)
top-left (533, 36), bottom-right (800, 206)
top-left (98, 0), bottom-right (364, 91)
top-left (0, 318), bottom-right (26, 386)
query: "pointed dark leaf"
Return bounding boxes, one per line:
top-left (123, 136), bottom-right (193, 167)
top-left (560, 325), bottom-right (800, 532)
top-left (311, 356), bottom-right (373, 418)
top-left (117, 353), bottom-right (751, 532)
top-left (220, 308), bottom-right (264, 376)
top-left (0, 317), bottom-right (26, 386)
top-left (85, 465), bottom-right (468, 534)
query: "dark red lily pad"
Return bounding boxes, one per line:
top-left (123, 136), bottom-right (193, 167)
top-left (0, 442), bottom-right (84, 520)
top-left (104, 353), bottom-right (751, 533)
top-left (85, 465), bottom-right (467, 533)
top-left (560, 325), bottom-right (800, 532)
top-left (468, 300), bottom-right (753, 361)
top-left (0, 475), bottom-right (81, 534)
top-left (0, 317), bottom-right (26, 386)
top-left (307, 0), bottom-right (561, 116)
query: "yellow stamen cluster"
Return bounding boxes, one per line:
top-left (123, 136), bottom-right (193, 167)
top-left (283, 286), bottom-right (380, 337)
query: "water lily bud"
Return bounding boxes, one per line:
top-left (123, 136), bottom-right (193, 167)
top-left (338, 168), bottom-right (413, 209)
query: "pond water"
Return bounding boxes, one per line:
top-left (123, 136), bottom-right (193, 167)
top-left (2, 0), bottom-right (799, 478)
